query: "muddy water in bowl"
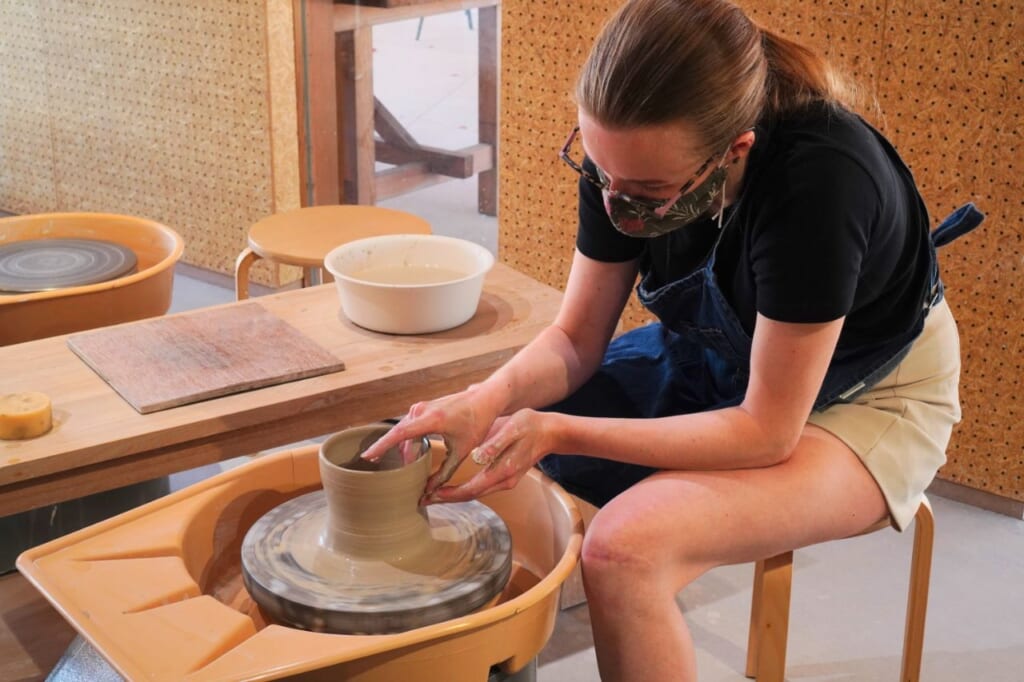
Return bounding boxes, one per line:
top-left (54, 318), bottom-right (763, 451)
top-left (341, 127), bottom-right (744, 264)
top-left (241, 422), bottom-right (512, 634)
top-left (349, 264), bottom-right (469, 286)
top-left (324, 234), bottom-right (495, 334)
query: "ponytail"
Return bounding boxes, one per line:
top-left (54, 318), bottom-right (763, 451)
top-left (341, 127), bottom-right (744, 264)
top-left (760, 26), bottom-right (859, 116)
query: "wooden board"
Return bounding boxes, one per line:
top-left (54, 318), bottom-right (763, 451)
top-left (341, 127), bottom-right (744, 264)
top-left (66, 302), bottom-right (345, 414)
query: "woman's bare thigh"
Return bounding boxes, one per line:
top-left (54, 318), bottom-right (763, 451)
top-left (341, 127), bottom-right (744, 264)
top-left (583, 423), bottom-right (888, 583)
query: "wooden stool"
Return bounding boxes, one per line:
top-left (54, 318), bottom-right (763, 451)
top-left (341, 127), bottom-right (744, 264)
top-left (234, 205), bottom-right (431, 300)
top-left (746, 496), bottom-right (935, 682)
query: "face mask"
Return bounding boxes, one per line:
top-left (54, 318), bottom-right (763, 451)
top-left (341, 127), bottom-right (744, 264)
top-left (601, 164), bottom-right (729, 238)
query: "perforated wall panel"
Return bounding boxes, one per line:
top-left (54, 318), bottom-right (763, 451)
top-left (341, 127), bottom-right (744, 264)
top-left (0, 0), bottom-right (301, 284)
top-left (498, 0), bottom-right (1023, 500)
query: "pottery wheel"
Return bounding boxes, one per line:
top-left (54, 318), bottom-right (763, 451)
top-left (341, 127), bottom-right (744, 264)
top-left (0, 238), bottom-right (137, 293)
top-left (241, 490), bottom-right (513, 634)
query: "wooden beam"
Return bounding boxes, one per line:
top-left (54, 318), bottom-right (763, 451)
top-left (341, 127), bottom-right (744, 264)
top-left (294, 0), bottom-right (340, 205)
top-left (375, 142), bottom-right (493, 178)
top-left (375, 163), bottom-right (451, 200)
top-left (373, 96), bottom-right (418, 147)
top-left (336, 26), bottom-right (375, 204)
top-left (477, 4), bottom-right (499, 216)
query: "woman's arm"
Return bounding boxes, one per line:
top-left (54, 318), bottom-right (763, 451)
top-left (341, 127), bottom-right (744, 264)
top-left (471, 249), bottom-right (640, 417)
top-left (551, 312), bottom-right (844, 469)
top-left (437, 312), bottom-right (845, 503)
top-left (358, 250), bottom-right (638, 464)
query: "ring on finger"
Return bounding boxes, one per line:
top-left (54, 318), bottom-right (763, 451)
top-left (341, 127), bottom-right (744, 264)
top-left (470, 446), bottom-right (498, 466)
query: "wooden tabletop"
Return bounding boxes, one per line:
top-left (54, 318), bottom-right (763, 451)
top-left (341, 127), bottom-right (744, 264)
top-left (0, 263), bottom-right (561, 517)
top-left (333, 0), bottom-right (498, 32)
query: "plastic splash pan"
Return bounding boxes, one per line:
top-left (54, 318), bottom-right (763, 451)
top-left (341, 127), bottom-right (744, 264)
top-left (0, 212), bottom-right (183, 346)
top-left (16, 443), bottom-right (583, 681)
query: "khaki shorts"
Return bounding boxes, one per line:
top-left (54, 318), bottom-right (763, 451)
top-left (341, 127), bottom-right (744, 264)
top-left (808, 298), bottom-right (962, 530)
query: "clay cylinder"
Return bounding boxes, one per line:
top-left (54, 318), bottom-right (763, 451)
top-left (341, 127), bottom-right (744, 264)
top-left (318, 423), bottom-right (432, 560)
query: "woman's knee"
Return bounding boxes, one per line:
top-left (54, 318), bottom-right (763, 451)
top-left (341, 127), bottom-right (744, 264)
top-left (580, 479), bottom-right (723, 590)
top-left (581, 498), bottom-right (699, 589)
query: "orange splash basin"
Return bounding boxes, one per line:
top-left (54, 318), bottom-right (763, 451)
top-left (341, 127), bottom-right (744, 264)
top-left (17, 444), bottom-right (583, 681)
top-left (0, 213), bottom-right (183, 346)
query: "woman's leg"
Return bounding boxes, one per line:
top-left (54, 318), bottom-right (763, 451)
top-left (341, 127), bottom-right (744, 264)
top-left (581, 424), bottom-right (888, 681)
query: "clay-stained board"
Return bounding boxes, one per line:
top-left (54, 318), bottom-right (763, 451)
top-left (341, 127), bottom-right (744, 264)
top-left (67, 302), bottom-right (345, 413)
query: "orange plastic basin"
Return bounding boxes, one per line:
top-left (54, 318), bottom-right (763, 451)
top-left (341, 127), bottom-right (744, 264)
top-left (0, 213), bottom-right (184, 346)
top-left (17, 444), bottom-right (583, 681)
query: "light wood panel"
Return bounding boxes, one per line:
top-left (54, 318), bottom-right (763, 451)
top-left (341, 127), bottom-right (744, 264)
top-left (0, 264), bottom-right (562, 516)
top-left (497, 0), bottom-right (1023, 501)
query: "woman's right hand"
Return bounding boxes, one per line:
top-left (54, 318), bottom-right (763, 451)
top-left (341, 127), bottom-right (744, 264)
top-left (359, 385), bottom-right (501, 497)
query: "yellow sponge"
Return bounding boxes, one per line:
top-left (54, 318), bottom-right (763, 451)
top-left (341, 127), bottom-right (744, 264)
top-left (0, 392), bottom-right (53, 440)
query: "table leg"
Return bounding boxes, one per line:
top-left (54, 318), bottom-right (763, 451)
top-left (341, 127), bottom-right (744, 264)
top-left (336, 26), bottom-right (375, 205)
top-left (478, 5), bottom-right (499, 217)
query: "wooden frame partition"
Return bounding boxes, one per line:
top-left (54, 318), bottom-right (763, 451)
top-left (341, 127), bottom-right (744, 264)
top-left (294, 0), bottom-right (500, 213)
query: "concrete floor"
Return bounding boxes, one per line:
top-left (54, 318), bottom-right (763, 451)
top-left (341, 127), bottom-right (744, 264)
top-left (168, 11), bottom-right (1024, 681)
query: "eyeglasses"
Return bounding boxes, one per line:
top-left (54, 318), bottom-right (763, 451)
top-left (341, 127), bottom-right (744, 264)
top-left (559, 126), bottom-right (720, 217)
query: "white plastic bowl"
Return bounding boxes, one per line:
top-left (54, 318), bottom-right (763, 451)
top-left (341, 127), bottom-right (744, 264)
top-left (324, 234), bottom-right (495, 334)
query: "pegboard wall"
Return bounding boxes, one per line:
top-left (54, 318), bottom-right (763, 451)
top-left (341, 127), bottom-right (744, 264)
top-left (0, 0), bottom-right (301, 285)
top-left (498, 0), bottom-right (1023, 501)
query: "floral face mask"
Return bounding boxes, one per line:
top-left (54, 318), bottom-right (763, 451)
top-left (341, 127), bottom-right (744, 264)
top-left (598, 163), bottom-right (729, 238)
top-left (559, 126), bottom-right (733, 239)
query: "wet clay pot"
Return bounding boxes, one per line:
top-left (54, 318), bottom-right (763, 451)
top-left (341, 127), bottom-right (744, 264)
top-left (318, 424), bottom-right (431, 560)
top-left (241, 422), bottom-right (513, 634)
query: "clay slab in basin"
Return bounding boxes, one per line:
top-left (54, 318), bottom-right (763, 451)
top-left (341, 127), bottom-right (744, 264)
top-left (0, 213), bottom-right (183, 346)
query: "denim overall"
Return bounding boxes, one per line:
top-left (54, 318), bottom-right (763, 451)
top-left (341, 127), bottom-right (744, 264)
top-left (538, 203), bottom-right (984, 508)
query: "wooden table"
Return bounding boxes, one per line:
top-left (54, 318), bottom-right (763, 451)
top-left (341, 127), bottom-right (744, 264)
top-left (296, 0), bottom-right (500, 213)
top-left (0, 263), bottom-right (560, 517)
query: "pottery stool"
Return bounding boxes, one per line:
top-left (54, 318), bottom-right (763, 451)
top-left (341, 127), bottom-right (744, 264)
top-left (234, 205), bottom-right (431, 300)
top-left (745, 496), bottom-right (934, 682)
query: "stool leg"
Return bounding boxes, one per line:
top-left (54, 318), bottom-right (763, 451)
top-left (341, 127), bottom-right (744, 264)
top-left (901, 502), bottom-right (934, 682)
top-left (746, 552), bottom-right (793, 681)
top-left (235, 248), bottom-right (261, 300)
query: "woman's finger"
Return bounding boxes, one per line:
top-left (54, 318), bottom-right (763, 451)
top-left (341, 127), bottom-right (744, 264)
top-left (424, 445), bottom-right (465, 494)
top-left (424, 470), bottom-right (522, 505)
top-left (360, 409), bottom-right (433, 462)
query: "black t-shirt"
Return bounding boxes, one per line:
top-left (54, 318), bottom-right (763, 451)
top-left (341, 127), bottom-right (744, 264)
top-left (576, 104), bottom-right (932, 354)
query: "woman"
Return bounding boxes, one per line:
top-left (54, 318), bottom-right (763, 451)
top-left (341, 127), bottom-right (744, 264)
top-left (362, 0), bottom-right (979, 679)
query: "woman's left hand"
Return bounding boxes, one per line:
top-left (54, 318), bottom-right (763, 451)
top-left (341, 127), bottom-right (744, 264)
top-left (424, 408), bottom-right (556, 505)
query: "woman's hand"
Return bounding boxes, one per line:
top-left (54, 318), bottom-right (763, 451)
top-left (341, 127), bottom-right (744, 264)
top-left (359, 385), bottom-right (501, 495)
top-left (424, 408), bottom-right (558, 505)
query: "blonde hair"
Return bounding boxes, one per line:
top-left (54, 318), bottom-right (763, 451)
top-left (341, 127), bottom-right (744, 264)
top-left (577, 0), bottom-right (856, 153)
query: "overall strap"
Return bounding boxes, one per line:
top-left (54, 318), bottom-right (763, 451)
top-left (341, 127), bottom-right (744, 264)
top-left (932, 202), bottom-right (985, 247)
